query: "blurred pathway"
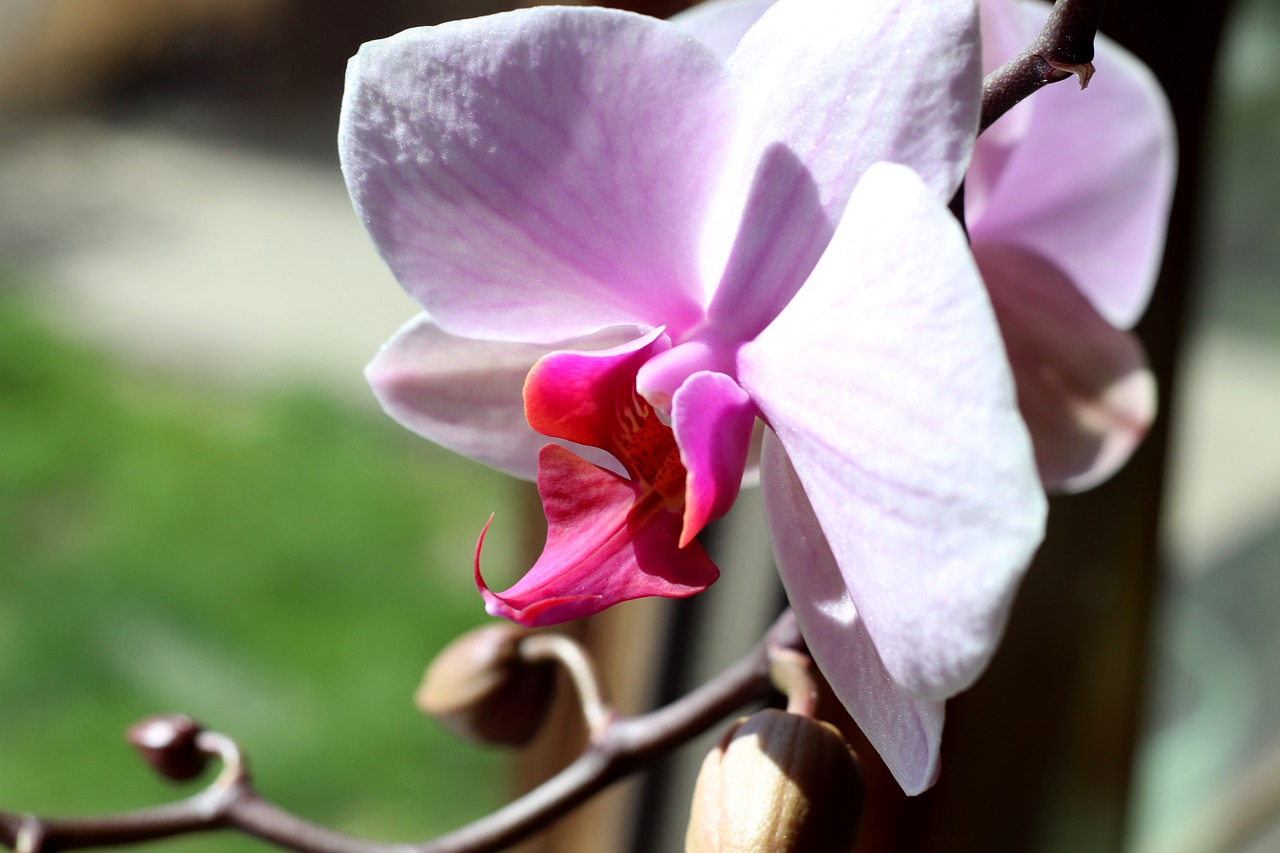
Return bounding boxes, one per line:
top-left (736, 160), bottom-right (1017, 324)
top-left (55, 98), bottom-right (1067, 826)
top-left (0, 120), bottom-right (418, 401)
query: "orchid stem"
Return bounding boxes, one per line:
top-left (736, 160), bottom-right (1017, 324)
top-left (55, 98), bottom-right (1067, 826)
top-left (769, 646), bottom-right (820, 718)
top-left (0, 612), bottom-right (796, 853)
top-left (980, 0), bottom-right (1107, 132)
top-left (517, 633), bottom-right (613, 738)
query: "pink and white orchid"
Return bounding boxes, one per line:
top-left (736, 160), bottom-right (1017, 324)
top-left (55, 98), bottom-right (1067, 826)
top-left (970, 0), bottom-right (1176, 492)
top-left (341, 0), bottom-right (1048, 793)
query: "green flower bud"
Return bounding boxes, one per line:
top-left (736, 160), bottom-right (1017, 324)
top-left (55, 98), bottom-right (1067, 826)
top-left (686, 709), bottom-right (862, 853)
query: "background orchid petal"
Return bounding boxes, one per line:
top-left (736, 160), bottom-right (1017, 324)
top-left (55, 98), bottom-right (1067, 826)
top-left (340, 8), bottom-right (737, 343)
top-left (761, 435), bottom-right (945, 795)
top-left (670, 371), bottom-right (757, 545)
top-left (477, 445), bottom-right (719, 626)
top-left (964, 0), bottom-right (1035, 219)
top-left (978, 0), bottom-right (1034, 80)
top-left (968, 0), bottom-right (1176, 329)
top-left (366, 314), bottom-right (632, 479)
top-left (669, 0), bottom-right (773, 62)
top-left (724, 0), bottom-right (981, 217)
top-left (738, 162), bottom-right (1046, 701)
top-left (977, 243), bottom-right (1157, 492)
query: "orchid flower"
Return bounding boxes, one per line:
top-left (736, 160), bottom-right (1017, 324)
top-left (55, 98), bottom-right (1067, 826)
top-left (970, 0), bottom-right (1176, 492)
top-left (341, 0), bottom-right (1047, 793)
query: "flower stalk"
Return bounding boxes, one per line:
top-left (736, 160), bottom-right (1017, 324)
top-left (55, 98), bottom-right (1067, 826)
top-left (0, 612), bottom-right (802, 853)
top-left (980, 0), bottom-right (1109, 130)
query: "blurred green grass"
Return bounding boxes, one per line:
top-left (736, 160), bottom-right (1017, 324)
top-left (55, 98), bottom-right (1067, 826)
top-left (0, 294), bottom-right (520, 851)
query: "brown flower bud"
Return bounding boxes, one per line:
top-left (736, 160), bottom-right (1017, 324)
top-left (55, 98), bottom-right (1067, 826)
top-left (126, 713), bottom-right (209, 781)
top-left (686, 709), bottom-right (862, 853)
top-left (415, 623), bottom-right (555, 747)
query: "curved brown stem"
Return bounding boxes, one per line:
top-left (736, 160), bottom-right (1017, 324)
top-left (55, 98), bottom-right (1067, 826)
top-left (980, 0), bottom-right (1108, 132)
top-left (0, 611), bottom-right (802, 853)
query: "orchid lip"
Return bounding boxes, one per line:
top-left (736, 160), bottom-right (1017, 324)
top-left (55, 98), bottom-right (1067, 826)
top-left (473, 515), bottom-right (603, 625)
top-left (472, 446), bottom-right (720, 628)
top-left (613, 387), bottom-right (687, 507)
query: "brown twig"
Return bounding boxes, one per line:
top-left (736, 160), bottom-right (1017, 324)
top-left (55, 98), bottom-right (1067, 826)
top-left (0, 612), bottom-right (801, 853)
top-left (980, 0), bottom-right (1108, 132)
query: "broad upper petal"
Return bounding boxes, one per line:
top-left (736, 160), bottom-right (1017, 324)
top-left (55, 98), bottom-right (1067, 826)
top-left (476, 445), bottom-right (719, 625)
top-left (968, 0), bottom-right (1176, 329)
top-left (725, 0), bottom-right (980, 217)
top-left (340, 8), bottom-right (737, 343)
top-left (977, 243), bottom-right (1156, 492)
top-left (761, 435), bottom-right (945, 794)
top-left (366, 314), bottom-right (632, 479)
top-left (738, 162), bottom-right (1046, 701)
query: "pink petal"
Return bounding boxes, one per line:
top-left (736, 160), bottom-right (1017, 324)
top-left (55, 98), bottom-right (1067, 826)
top-left (340, 8), bottom-right (738, 343)
top-left (705, 143), bottom-right (833, 341)
top-left (968, 1), bottom-right (1176, 329)
top-left (963, 0), bottom-right (1035, 215)
top-left (669, 0), bottom-right (773, 62)
top-left (738, 162), bottom-right (1046, 702)
top-left (978, 0), bottom-right (1034, 79)
top-left (762, 436), bottom-right (944, 795)
top-left (724, 0), bottom-right (981, 220)
top-left (523, 329), bottom-right (668, 465)
top-left (671, 371), bottom-right (757, 546)
top-left (476, 445), bottom-right (719, 626)
top-left (366, 314), bottom-right (631, 479)
top-left (977, 243), bottom-right (1156, 492)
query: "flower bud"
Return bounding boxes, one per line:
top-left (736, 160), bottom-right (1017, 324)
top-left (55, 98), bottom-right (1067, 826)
top-left (686, 709), bottom-right (862, 853)
top-left (415, 623), bottom-right (555, 747)
top-left (126, 713), bottom-right (209, 781)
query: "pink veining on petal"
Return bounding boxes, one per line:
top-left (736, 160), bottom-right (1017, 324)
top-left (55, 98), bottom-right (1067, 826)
top-left (340, 7), bottom-right (738, 343)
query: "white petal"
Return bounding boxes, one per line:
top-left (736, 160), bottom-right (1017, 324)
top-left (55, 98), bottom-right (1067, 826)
top-left (366, 314), bottom-right (629, 478)
top-left (763, 434), bottom-right (946, 794)
top-left (738, 162), bottom-right (1046, 701)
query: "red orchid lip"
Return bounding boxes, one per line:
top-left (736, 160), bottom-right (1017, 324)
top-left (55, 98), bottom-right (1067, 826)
top-left (473, 446), bottom-right (719, 628)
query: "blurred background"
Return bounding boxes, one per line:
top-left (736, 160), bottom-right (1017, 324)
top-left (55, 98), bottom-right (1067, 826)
top-left (0, 1), bottom-right (1276, 851)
